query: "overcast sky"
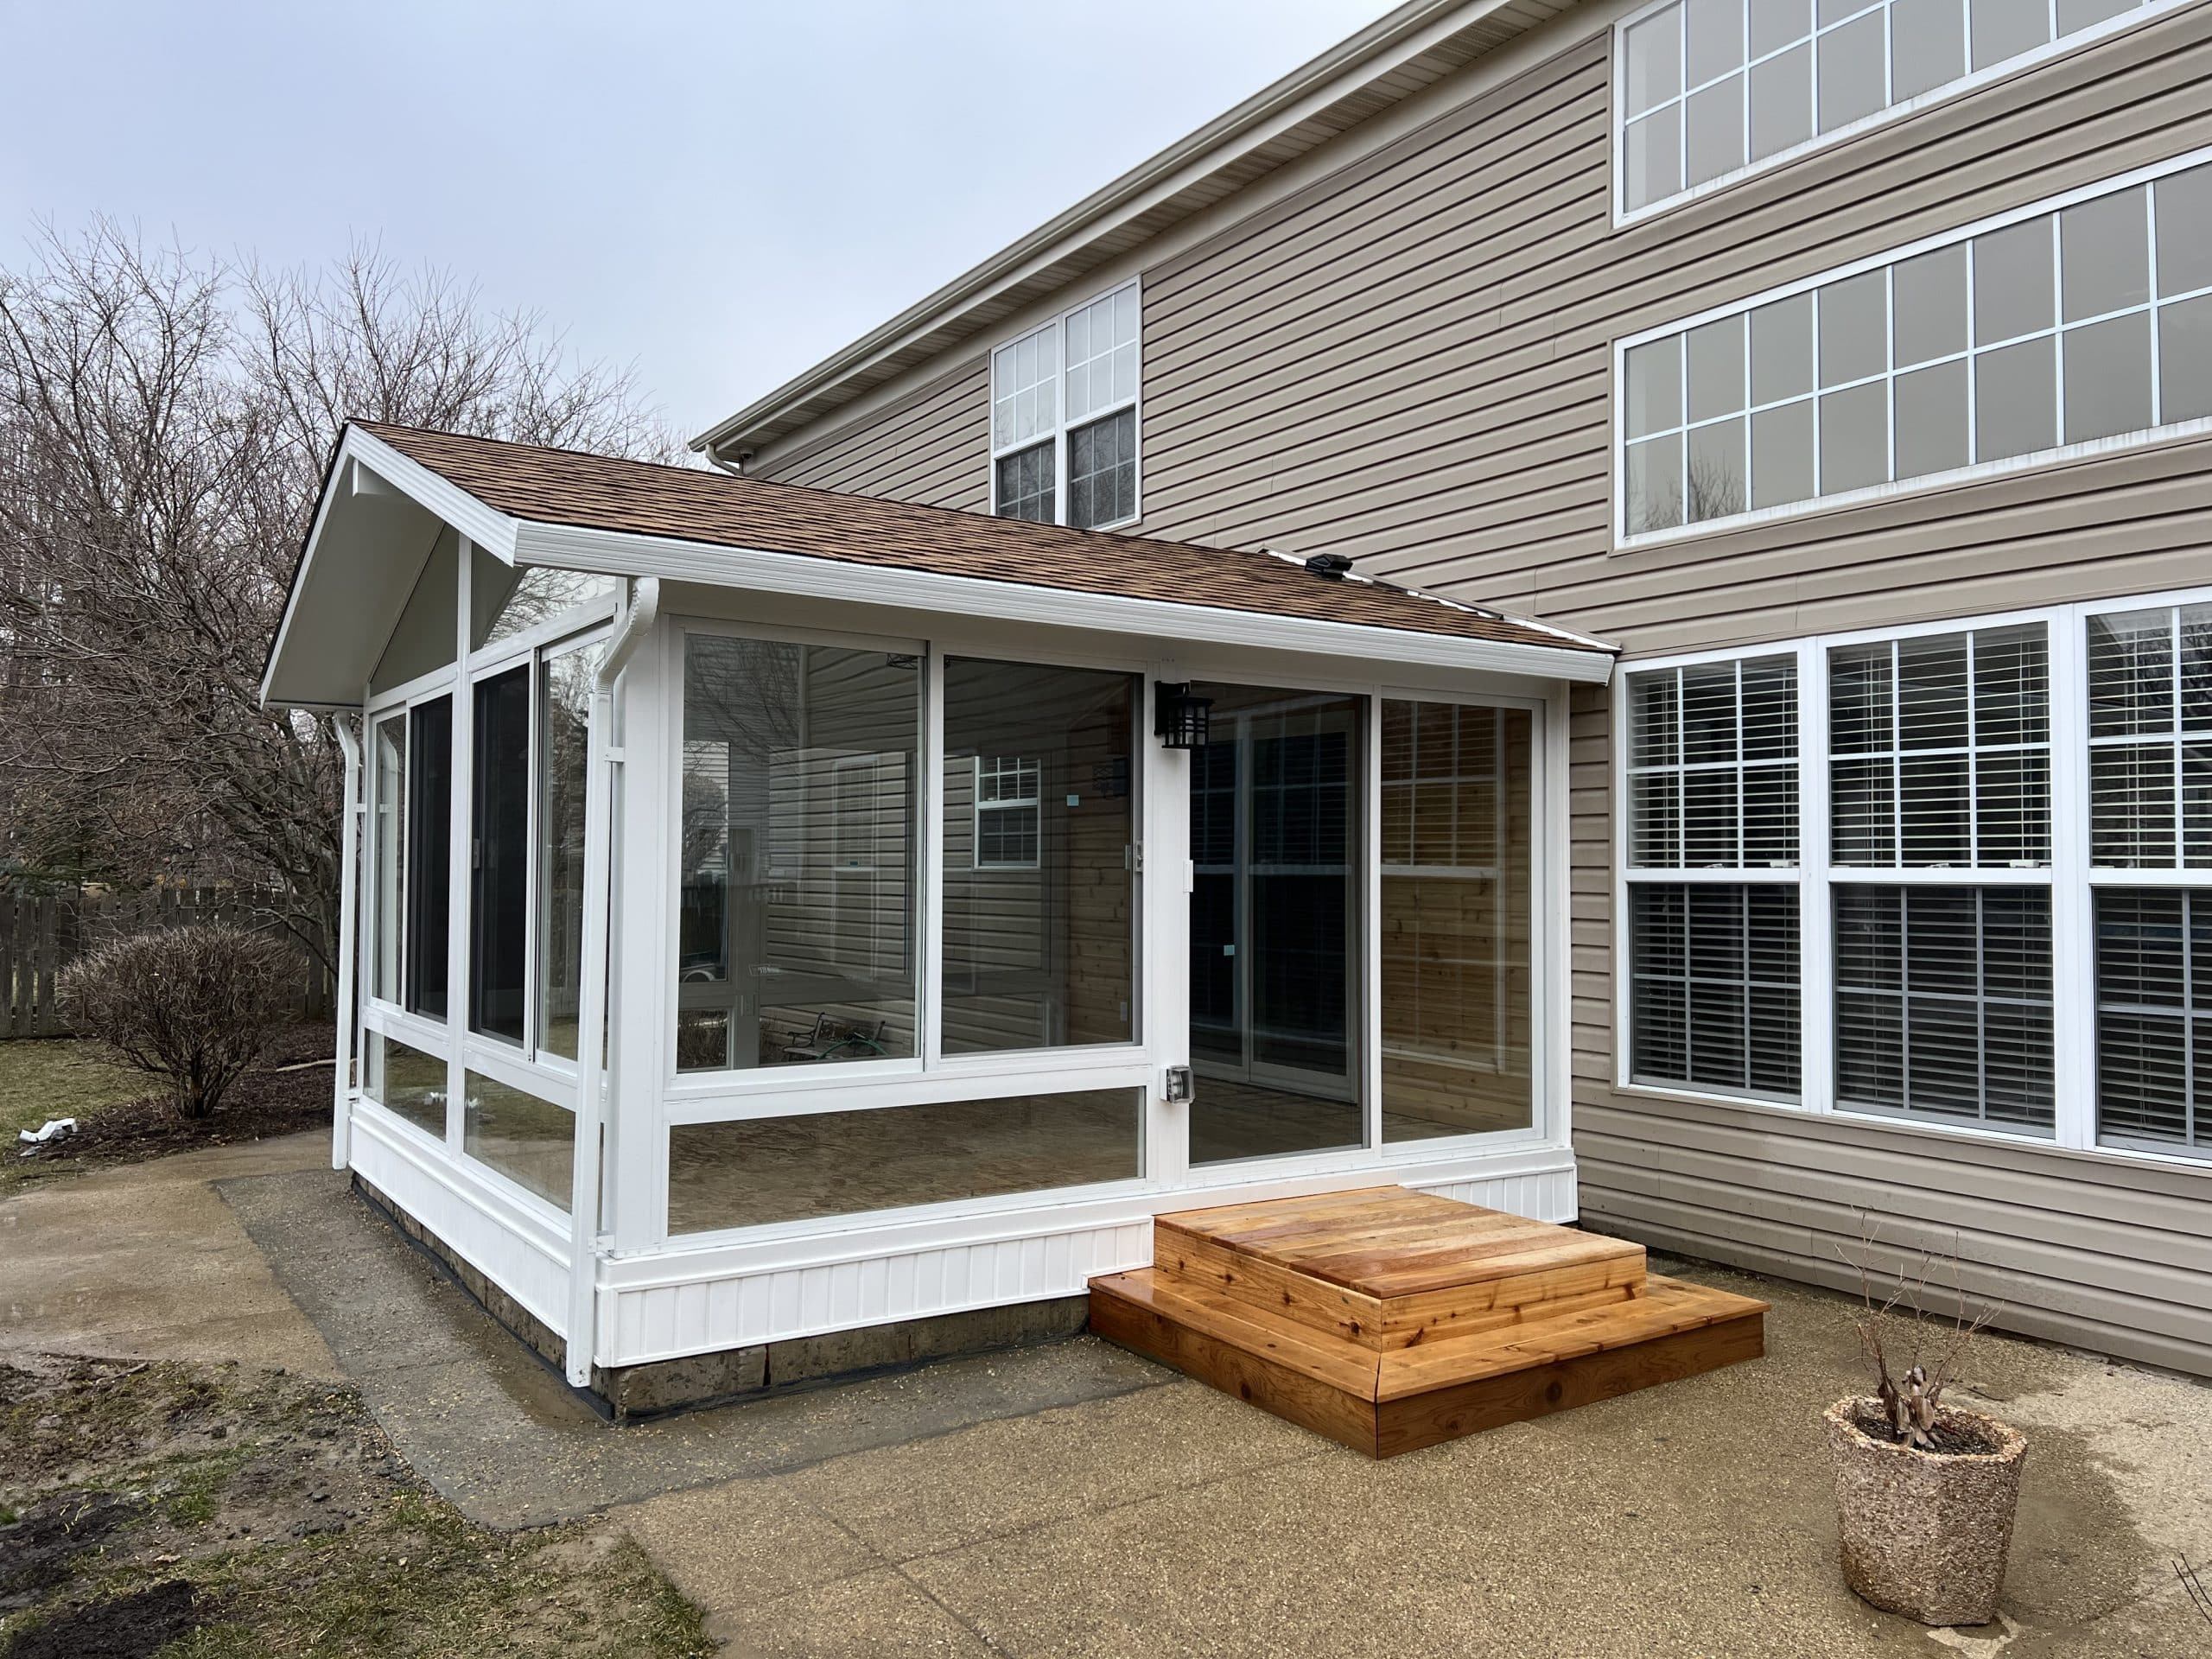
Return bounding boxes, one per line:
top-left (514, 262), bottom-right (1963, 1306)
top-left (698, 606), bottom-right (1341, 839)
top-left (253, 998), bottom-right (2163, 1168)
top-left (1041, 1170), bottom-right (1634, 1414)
top-left (1, 1), bottom-right (1401, 444)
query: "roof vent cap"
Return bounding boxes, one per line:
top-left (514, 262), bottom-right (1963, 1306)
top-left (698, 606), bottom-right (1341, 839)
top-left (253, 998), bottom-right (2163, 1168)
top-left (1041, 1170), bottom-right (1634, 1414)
top-left (1304, 552), bottom-right (1354, 581)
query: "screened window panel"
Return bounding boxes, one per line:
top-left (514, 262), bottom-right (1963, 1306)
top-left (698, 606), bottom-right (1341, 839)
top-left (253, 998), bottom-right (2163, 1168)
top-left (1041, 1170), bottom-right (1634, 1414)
top-left (1833, 885), bottom-right (2054, 1131)
top-left (1625, 656), bottom-right (1799, 869)
top-left (2088, 604), bottom-right (2212, 867)
top-left (1067, 409), bottom-right (1136, 530)
top-left (995, 442), bottom-right (1054, 524)
top-left (1827, 625), bottom-right (2050, 867)
top-left (1629, 883), bottom-right (1801, 1099)
top-left (2094, 888), bottom-right (2212, 1155)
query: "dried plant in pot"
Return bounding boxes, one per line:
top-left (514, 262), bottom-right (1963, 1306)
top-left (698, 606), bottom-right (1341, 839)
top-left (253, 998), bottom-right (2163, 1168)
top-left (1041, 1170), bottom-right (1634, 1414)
top-left (1826, 1226), bottom-right (2025, 1628)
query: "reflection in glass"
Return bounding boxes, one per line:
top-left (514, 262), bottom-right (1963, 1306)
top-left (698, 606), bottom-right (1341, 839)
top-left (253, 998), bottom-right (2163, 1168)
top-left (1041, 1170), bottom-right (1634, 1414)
top-left (371, 715), bottom-right (405, 1003)
top-left (667, 1089), bottom-right (1142, 1232)
top-left (365, 1032), bottom-right (447, 1140)
top-left (470, 664), bottom-right (531, 1043)
top-left (676, 636), bottom-right (918, 1072)
top-left (463, 1071), bottom-right (572, 1209)
top-left (942, 659), bottom-right (1138, 1055)
top-left (473, 551), bottom-right (619, 650)
top-left (1688, 419), bottom-right (1747, 520)
top-left (405, 697), bottom-right (453, 1020)
top-left (537, 643), bottom-right (601, 1060)
top-left (1382, 703), bottom-right (1534, 1142)
top-left (1627, 434), bottom-right (1684, 533)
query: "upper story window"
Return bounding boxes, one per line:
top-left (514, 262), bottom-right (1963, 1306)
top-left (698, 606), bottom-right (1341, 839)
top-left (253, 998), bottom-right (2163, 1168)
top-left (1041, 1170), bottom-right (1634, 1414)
top-left (991, 282), bottom-right (1141, 531)
top-left (1617, 148), bottom-right (2212, 546)
top-left (1617, 0), bottom-right (2181, 220)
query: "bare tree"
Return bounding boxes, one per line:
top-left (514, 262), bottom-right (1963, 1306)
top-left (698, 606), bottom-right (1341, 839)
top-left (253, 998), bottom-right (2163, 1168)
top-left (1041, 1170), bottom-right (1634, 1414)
top-left (0, 221), bottom-right (672, 969)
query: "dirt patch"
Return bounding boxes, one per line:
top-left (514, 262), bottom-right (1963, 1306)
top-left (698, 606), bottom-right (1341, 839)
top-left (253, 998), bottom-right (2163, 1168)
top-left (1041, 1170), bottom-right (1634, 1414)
top-left (1845, 1401), bottom-right (2008, 1456)
top-left (7, 1026), bottom-right (334, 1188)
top-left (0, 1353), bottom-right (712, 1658)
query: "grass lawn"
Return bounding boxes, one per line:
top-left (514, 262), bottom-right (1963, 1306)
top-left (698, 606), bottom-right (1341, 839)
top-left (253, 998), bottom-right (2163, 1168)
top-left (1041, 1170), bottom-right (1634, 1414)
top-left (0, 1038), bottom-right (147, 1151)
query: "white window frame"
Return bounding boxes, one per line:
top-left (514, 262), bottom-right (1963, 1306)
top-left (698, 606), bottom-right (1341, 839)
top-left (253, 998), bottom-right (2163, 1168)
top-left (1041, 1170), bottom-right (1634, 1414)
top-left (971, 754), bottom-right (1043, 871)
top-left (987, 278), bottom-right (1142, 531)
top-left (1611, 0), bottom-right (2190, 227)
top-left (1613, 144), bottom-right (2212, 550)
top-left (1613, 583), bottom-right (2212, 1168)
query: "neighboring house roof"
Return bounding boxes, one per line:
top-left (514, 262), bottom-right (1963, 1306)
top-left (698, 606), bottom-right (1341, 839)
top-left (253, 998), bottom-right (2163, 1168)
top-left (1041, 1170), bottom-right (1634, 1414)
top-left (358, 422), bottom-right (1611, 656)
top-left (692, 0), bottom-right (1570, 459)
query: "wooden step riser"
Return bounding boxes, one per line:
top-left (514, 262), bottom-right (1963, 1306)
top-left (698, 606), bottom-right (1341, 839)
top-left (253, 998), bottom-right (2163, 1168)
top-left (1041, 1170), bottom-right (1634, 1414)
top-left (1154, 1221), bottom-right (1646, 1351)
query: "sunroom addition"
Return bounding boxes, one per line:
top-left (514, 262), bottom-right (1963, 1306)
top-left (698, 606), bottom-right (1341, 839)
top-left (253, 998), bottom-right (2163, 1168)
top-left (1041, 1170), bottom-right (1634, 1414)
top-left (264, 423), bottom-right (1613, 1405)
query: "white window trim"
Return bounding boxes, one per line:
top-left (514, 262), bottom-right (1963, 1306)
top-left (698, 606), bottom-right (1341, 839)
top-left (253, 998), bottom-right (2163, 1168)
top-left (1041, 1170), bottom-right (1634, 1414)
top-left (1611, 0), bottom-right (2191, 228)
top-left (1611, 583), bottom-right (2212, 1167)
top-left (1612, 143), bottom-right (2212, 550)
top-left (987, 277), bottom-right (1143, 532)
top-left (971, 754), bottom-right (1044, 872)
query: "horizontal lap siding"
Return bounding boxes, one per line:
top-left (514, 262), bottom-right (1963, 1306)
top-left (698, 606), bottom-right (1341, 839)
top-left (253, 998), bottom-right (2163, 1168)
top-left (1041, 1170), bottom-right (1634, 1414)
top-left (753, 358), bottom-right (990, 511)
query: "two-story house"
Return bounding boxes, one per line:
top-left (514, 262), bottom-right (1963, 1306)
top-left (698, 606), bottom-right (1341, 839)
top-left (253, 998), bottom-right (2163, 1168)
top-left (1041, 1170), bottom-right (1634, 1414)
top-left (264, 0), bottom-right (2212, 1422)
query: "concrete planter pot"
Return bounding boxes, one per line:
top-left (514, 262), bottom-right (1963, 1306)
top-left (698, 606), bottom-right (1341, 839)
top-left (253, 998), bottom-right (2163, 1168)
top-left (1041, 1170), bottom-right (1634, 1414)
top-left (1823, 1396), bottom-right (2027, 1627)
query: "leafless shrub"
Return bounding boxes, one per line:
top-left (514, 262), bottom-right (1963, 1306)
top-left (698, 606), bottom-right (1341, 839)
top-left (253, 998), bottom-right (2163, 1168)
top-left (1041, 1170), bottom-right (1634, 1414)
top-left (1838, 1213), bottom-right (2002, 1451)
top-left (59, 925), bottom-right (297, 1119)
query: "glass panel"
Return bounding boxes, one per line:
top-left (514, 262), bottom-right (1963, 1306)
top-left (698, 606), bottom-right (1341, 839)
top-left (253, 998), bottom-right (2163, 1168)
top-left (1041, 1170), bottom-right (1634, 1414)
top-left (537, 642), bottom-right (600, 1061)
top-left (1687, 315), bottom-right (1747, 422)
top-left (942, 658), bottom-right (1138, 1055)
top-left (2158, 293), bottom-right (2212, 424)
top-left (1891, 0), bottom-right (1967, 99)
top-left (2060, 188), bottom-right (2149, 323)
top-left (1188, 683), bottom-right (1364, 1164)
top-left (1688, 418), bottom-right (1748, 520)
top-left (1624, 8), bottom-right (1685, 113)
top-left (2063, 312), bottom-right (2153, 445)
top-left (370, 529), bottom-right (458, 694)
top-left (463, 1071), bottom-right (571, 1210)
top-left (2056, 0), bottom-right (2137, 26)
top-left (1815, 11), bottom-right (1886, 132)
top-left (405, 696), bottom-right (453, 1020)
top-left (2154, 164), bottom-right (2212, 298)
top-left (365, 1032), bottom-right (446, 1140)
top-left (1686, 75), bottom-right (1746, 187)
top-left (2090, 743), bottom-right (2174, 866)
top-left (1687, 0), bottom-right (1746, 81)
top-left (1624, 110), bottom-right (1685, 212)
top-left (1627, 883), bottom-right (1801, 1099)
top-left (1751, 0), bottom-right (1813, 55)
top-left (371, 715), bottom-right (406, 1004)
top-left (1382, 704), bottom-right (1533, 1142)
top-left (995, 440), bottom-right (1055, 524)
top-left (1067, 409), bottom-right (1136, 529)
top-left (1969, 0), bottom-right (2051, 66)
top-left (677, 636), bottom-right (919, 1072)
top-left (472, 550), bottom-right (620, 650)
top-left (1626, 434), bottom-right (1685, 533)
top-left (2094, 889), bottom-right (2208, 1154)
top-left (1751, 293), bottom-right (1815, 403)
top-left (1974, 335), bottom-right (2056, 462)
top-left (1893, 244), bottom-right (1968, 368)
top-left (1749, 42), bottom-right (1815, 162)
top-left (1624, 336), bottom-right (1684, 439)
top-left (1818, 271), bottom-right (1887, 388)
top-left (1973, 218), bottom-right (2055, 345)
top-left (1894, 359), bottom-right (1970, 479)
top-left (2088, 607), bottom-right (2174, 739)
top-left (667, 1090), bottom-right (1143, 1233)
top-left (1751, 398), bottom-right (1815, 508)
top-left (1819, 380), bottom-right (1889, 494)
top-left (469, 664), bottom-right (531, 1044)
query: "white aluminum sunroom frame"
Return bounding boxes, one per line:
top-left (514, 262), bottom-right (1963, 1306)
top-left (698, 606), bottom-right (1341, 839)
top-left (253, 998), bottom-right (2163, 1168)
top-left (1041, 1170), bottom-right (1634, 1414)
top-left (266, 425), bottom-right (1611, 1392)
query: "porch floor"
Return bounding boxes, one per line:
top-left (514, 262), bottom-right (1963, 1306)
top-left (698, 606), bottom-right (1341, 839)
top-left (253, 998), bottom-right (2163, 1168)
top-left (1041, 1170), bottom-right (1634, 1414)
top-left (1089, 1186), bottom-right (1767, 1458)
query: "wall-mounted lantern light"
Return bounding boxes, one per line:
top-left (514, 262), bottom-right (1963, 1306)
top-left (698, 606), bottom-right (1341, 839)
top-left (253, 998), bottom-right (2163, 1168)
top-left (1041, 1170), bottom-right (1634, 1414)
top-left (1154, 683), bottom-right (1213, 750)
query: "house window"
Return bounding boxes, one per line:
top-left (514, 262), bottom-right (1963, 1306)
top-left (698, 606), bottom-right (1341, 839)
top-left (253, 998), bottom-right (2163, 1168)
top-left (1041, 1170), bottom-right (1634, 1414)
top-left (2086, 604), bottom-right (2212, 867)
top-left (1617, 0), bottom-right (2177, 219)
top-left (973, 756), bottom-right (1042, 870)
top-left (1618, 150), bottom-right (2212, 543)
top-left (1629, 883), bottom-right (1802, 1098)
top-left (2095, 888), bottom-right (2212, 1153)
top-left (1626, 655), bottom-right (1797, 867)
top-left (990, 282), bottom-right (1141, 530)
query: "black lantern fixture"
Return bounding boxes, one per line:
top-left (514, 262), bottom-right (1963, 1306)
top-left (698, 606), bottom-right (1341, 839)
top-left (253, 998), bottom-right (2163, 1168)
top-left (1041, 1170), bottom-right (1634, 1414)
top-left (1154, 683), bottom-right (1213, 750)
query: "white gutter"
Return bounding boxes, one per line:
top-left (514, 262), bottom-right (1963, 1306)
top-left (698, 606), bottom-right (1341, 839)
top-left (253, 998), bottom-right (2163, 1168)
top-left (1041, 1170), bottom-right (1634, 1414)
top-left (565, 576), bottom-right (661, 1389)
top-left (331, 715), bottom-right (363, 1172)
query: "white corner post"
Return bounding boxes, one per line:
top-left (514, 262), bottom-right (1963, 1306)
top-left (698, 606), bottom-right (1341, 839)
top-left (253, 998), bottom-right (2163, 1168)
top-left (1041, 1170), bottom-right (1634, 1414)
top-left (567, 576), bottom-right (660, 1389)
top-left (331, 714), bottom-right (364, 1171)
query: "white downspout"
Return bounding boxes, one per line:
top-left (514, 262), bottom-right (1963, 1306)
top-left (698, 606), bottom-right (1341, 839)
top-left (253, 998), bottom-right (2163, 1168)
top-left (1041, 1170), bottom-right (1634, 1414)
top-left (331, 715), bottom-right (363, 1172)
top-left (566, 576), bottom-right (660, 1389)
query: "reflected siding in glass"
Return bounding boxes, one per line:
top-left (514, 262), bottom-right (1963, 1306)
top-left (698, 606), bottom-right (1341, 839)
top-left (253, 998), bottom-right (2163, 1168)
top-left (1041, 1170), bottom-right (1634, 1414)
top-left (463, 1071), bottom-right (573, 1210)
top-left (1380, 703), bottom-right (1536, 1142)
top-left (666, 1090), bottom-right (1143, 1233)
top-left (365, 1032), bottom-right (447, 1140)
top-left (537, 642), bottom-right (601, 1060)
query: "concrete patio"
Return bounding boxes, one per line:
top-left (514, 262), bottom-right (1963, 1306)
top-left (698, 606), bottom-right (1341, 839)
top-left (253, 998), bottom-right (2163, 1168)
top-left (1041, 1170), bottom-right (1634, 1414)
top-left (3, 1133), bottom-right (2209, 1657)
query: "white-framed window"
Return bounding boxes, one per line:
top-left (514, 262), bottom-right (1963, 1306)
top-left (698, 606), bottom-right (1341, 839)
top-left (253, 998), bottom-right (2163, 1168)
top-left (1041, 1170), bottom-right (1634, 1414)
top-left (1617, 585), bottom-right (2212, 1164)
top-left (990, 281), bottom-right (1141, 531)
top-left (1615, 146), bottom-right (2212, 547)
top-left (972, 755), bottom-right (1042, 870)
top-left (1614, 0), bottom-right (2186, 223)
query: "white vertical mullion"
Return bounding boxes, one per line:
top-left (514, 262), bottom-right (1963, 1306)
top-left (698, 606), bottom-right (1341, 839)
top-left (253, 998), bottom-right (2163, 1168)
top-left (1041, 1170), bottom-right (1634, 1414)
top-left (1144, 669), bottom-right (1192, 1191)
top-left (1799, 636), bottom-right (1835, 1113)
top-left (2050, 215), bottom-right (2068, 451)
top-left (2050, 606), bottom-right (2096, 1149)
top-left (2148, 184), bottom-right (2165, 423)
top-left (2172, 610), bottom-right (2186, 866)
top-left (1612, 666), bottom-right (1634, 1094)
top-left (1364, 691), bottom-right (1384, 1153)
top-left (610, 610), bottom-right (669, 1253)
top-left (521, 652), bottom-right (540, 1061)
top-left (922, 643), bottom-right (948, 1068)
top-left (1543, 681), bottom-right (1573, 1151)
top-left (447, 541), bottom-right (474, 1151)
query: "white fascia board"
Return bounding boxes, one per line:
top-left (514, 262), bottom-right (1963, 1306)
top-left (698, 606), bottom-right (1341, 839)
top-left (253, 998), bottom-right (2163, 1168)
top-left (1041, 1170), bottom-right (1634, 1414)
top-left (345, 428), bottom-right (519, 563)
top-left (511, 519), bottom-right (1618, 683)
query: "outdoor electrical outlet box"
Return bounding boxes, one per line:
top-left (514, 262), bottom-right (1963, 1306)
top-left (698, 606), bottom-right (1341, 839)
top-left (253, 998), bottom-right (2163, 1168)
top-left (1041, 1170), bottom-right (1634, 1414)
top-left (1163, 1065), bottom-right (1194, 1103)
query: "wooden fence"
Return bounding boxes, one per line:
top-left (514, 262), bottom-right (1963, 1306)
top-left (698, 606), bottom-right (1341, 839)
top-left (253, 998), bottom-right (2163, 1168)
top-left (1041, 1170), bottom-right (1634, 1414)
top-left (0, 887), bottom-right (329, 1039)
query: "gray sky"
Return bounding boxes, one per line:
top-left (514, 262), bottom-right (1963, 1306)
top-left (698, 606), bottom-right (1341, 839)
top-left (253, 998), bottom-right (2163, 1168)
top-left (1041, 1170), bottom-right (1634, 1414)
top-left (2, 1), bottom-right (1400, 443)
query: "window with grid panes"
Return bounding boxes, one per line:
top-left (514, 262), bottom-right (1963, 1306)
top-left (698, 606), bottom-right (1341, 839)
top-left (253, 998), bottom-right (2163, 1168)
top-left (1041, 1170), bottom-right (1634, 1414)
top-left (1627, 655), bottom-right (1798, 867)
top-left (990, 283), bottom-right (1140, 530)
top-left (2094, 888), bottom-right (2212, 1153)
top-left (1629, 883), bottom-right (1802, 1097)
top-left (2086, 603), bottom-right (2212, 867)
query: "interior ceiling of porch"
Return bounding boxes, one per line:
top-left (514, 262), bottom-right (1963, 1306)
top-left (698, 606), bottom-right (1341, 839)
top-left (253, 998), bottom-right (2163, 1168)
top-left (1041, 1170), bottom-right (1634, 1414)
top-left (262, 420), bottom-right (1616, 711)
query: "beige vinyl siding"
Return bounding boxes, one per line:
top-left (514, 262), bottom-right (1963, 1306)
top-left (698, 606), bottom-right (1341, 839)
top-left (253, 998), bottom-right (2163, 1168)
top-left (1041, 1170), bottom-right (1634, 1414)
top-left (747, 0), bottom-right (2212, 1373)
top-left (752, 357), bottom-right (990, 511)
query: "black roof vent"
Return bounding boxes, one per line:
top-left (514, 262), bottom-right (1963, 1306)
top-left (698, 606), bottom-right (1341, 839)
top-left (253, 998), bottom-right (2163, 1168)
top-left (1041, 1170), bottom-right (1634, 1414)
top-left (1304, 552), bottom-right (1354, 580)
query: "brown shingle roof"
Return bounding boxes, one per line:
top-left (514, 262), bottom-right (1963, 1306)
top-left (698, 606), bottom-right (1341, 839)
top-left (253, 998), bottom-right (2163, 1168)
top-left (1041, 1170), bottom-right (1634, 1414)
top-left (358, 422), bottom-right (1610, 655)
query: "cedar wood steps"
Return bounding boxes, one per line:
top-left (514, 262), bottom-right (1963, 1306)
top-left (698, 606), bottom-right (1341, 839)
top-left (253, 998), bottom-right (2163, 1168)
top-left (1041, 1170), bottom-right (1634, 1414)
top-left (1088, 1186), bottom-right (1766, 1458)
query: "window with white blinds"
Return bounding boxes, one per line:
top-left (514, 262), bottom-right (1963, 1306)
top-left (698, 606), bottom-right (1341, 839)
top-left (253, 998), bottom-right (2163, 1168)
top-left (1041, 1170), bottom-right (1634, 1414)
top-left (1627, 656), bottom-right (1798, 867)
top-left (1833, 885), bottom-right (2055, 1130)
top-left (1827, 624), bottom-right (2050, 868)
top-left (2094, 888), bottom-right (2212, 1153)
top-left (2085, 604), bottom-right (2212, 868)
top-left (1629, 883), bottom-right (1802, 1099)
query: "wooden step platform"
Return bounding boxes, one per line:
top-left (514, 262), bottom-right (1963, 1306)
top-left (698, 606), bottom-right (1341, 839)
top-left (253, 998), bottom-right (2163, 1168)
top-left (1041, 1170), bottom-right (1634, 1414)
top-left (1089, 1186), bottom-right (1765, 1458)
